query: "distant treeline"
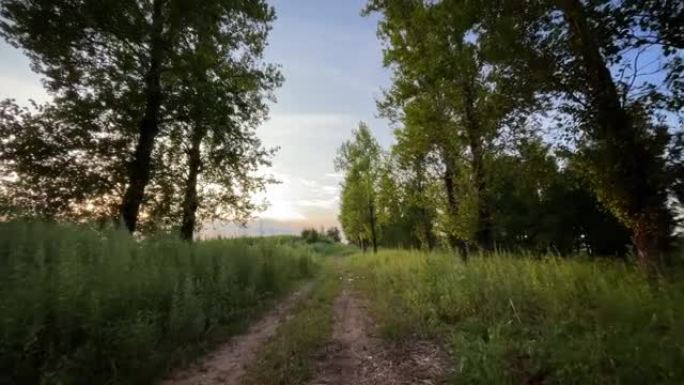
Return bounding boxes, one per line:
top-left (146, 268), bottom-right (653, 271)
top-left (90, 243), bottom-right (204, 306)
top-left (0, 0), bottom-right (282, 239)
top-left (337, 0), bottom-right (682, 268)
top-left (300, 227), bottom-right (342, 244)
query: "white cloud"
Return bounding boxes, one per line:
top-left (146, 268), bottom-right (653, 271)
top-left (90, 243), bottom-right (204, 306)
top-left (296, 197), bottom-right (339, 209)
top-left (251, 113), bottom-right (358, 226)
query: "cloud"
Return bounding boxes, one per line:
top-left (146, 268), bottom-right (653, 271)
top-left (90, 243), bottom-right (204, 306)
top-left (324, 172), bottom-right (344, 179)
top-left (296, 197), bottom-right (339, 209)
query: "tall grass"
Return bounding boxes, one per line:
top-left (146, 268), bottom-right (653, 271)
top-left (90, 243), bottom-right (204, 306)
top-left (0, 221), bottom-right (317, 385)
top-left (349, 250), bottom-right (684, 385)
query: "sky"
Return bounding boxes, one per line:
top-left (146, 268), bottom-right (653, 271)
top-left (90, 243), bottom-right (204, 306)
top-left (0, 0), bottom-right (394, 236)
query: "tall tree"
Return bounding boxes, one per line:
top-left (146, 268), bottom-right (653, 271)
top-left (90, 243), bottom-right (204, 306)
top-left (169, 10), bottom-right (281, 240)
top-left (367, 0), bottom-right (539, 254)
top-left (367, 0), bottom-right (682, 266)
top-left (336, 123), bottom-right (382, 253)
top-left (0, 0), bottom-right (279, 233)
top-left (472, 0), bottom-right (681, 266)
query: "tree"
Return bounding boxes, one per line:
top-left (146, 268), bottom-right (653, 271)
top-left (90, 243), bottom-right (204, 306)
top-left (486, 136), bottom-right (631, 256)
top-left (0, 100), bottom-right (127, 221)
top-left (0, 0), bottom-right (281, 235)
top-left (170, 13), bottom-right (281, 240)
top-left (336, 123), bottom-right (382, 253)
top-left (326, 227), bottom-right (342, 243)
top-left (0, 0), bottom-right (280, 233)
top-left (476, 0), bottom-right (681, 267)
top-left (367, 0), bottom-right (682, 268)
top-left (366, 0), bottom-right (539, 256)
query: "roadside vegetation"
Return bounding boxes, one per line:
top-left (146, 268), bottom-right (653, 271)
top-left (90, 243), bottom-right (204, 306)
top-left (300, 227), bottom-right (359, 257)
top-left (0, 221), bottom-right (317, 385)
top-left (242, 261), bottom-right (340, 385)
top-left (348, 250), bottom-right (684, 384)
top-left (0, 0), bottom-right (682, 384)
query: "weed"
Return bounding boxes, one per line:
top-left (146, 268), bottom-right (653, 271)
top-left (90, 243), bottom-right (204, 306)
top-left (0, 221), bottom-right (318, 385)
top-left (348, 250), bottom-right (684, 385)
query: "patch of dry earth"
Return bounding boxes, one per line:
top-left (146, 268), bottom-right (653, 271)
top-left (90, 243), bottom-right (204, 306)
top-left (309, 278), bottom-right (449, 385)
top-left (158, 283), bottom-right (313, 385)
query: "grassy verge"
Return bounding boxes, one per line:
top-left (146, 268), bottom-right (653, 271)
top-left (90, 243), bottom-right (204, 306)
top-left (347, 250), bottom-right (684, 385)
top-left (0, 220), bottom-right (318, 385)
top-left (307, 241), bottom-right (358, 257)
top-left (242, 261), bottom-right (340, 385)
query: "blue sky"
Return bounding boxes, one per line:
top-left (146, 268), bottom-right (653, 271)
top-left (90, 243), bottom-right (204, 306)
top-left (254, 0), bottom-right (392, 231)
top-left (0, 0), bottom-right (393, 235)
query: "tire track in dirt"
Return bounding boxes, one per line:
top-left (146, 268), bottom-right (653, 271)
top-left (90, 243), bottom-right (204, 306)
top-left (158, 282), bottom-right (314, 385)
top-left (309, 277), bottom-right (449, 385)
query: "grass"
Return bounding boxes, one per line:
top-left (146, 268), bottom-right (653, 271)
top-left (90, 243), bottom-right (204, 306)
top-left (307, 241), bottom-right (358, 257)
top-left (0, 220), bottom-right (318, 385)
top-left (242, 260), bottom-right (340, 385)
top-left (347, 250), bottom-right (684, 385)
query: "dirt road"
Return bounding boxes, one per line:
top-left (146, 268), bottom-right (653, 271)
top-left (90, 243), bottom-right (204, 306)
top-left (308, 277), bottom-right (449, 385)
top-left (158, 273), bottom-right (448, 385)
top-left (158, 283), bottom-right (313, 385)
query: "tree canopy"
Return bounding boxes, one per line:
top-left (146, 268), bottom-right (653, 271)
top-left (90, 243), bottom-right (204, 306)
top-left (332, 0), bottom-right (683, 266)
top-left (0, 0), bottom-right (282, 238)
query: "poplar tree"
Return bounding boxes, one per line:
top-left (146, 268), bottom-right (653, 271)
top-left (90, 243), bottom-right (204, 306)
top-left (0, 0), bottom-right (279, 233)
top-left (0, 0), bottom-right (281, 234)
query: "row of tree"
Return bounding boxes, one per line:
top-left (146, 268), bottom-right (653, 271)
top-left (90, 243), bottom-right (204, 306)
top-left (337, 0), bottom-right (682, 268)
top-left (0, 0), bottom-right (281, 239)
top-left (300, 227), bottom-right (342, 244)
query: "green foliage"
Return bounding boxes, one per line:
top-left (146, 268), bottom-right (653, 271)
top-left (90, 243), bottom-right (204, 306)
top-left (307, 241), bottom-right (359, 258)
top-left (349, 251), bottom-right (684, 384)
top-left (300, 227), bottom-right (341, 244)
top-left (336, 123), bottom-right (383, 251)
top-left (0, 0), bottom-right (282, 235)
top-left (362, 0), bottom-right (684, 263)
top-left (486, 138), bottom-right (631, 255)
top-left (0, 220), bottom-right (316, 385)
top-left (242, 264), bottom-right (340, 385)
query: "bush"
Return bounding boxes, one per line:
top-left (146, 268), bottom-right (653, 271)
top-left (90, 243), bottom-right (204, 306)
top-left (300, 227), bottom-right (342, 244)
top-left (0, 221), bottom-right (317, 385)
top-left (349, 250), bottom-right (684, 385)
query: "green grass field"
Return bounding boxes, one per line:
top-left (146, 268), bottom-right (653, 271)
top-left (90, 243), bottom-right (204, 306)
top-left (242, 261), bottom-right (340, 385)
top-left (347, 250), bottom-right (684, 385)
top-left (0, 221), bottom-right (318, 385)
top-left (2, 221), bottom-right (683, 385)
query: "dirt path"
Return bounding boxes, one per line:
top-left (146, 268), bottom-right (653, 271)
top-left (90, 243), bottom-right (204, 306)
top-left (158, 283), bottom-right (313, 385)
top-left (309, 277), bottom-right (449, 385)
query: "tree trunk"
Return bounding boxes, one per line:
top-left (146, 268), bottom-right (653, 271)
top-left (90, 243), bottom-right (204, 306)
top-left (469, 138), bottom-right (493, 251)
top-left (119, 0), bottom-right (165, 233)
top-left (422, 205), bottom-right (435, 252)
top-left (180, 125), bottom-right (205, 241)
top-left (558, 0), bottom-right (672, 266)
top-left (462, 79), bottom-right (493, 252)
top-left (415, 156), bottom-right (435, 251)
top-left (368, 197), bottom-right (378, 254)
top-left (443, 159), bottom-right (468, 261)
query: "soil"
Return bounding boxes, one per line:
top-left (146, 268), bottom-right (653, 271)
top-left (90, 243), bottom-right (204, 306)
top-left (158, 283), bottom-right (313, 385)
top-left (308, 276), bottom-right (449, 385)
top-left (158, 274), bottom-right (449, 385)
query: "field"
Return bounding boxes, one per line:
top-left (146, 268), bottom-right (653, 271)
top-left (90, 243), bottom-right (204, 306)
top-left (0, 221), bottom-right (318, 385)
top-left (347, 251), bottom-right (684, 384)
top-left (1, 221), bottom-right (683, 385)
